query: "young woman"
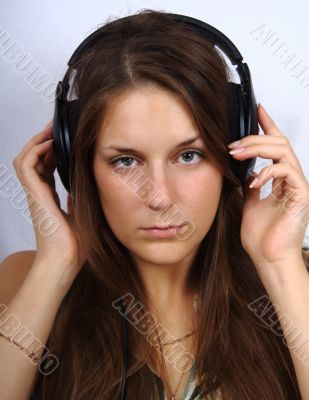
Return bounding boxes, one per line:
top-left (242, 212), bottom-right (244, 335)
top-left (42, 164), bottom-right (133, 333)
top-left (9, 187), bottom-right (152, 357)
top-left (1, 9), bottom-right (308, 400)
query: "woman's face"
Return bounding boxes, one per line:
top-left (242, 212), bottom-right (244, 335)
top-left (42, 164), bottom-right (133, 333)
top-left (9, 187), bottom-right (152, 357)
top-left (92, 85), bottom-right (223, 267)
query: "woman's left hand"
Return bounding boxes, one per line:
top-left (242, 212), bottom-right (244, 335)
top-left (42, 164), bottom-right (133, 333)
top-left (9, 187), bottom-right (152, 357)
top-left (228, 103), bottom-right (309, 275)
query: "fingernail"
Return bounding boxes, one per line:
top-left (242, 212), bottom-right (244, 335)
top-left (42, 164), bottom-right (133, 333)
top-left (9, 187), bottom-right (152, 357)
top-left (249, 177), bottom-right (259, 188)
top-left (227, 140), bottom-right (241, 148)
top-left (229, 147), bottom-right (246, 154)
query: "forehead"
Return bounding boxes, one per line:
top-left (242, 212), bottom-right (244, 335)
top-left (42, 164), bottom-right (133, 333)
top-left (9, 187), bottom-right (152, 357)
top-left (96, 86), bottom-right (202, 145)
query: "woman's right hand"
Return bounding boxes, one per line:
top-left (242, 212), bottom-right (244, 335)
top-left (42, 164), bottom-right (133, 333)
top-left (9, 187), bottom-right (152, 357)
top-left (13, 122), bottom-right (84, 277)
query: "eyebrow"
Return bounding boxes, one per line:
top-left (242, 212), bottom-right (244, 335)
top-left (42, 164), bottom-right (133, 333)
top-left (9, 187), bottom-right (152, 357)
top-left (102, 137), bottom-right (202, 153)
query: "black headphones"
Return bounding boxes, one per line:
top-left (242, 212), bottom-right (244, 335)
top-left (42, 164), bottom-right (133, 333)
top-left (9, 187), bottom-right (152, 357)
top-left (51, 13), bottom-right (259, 399)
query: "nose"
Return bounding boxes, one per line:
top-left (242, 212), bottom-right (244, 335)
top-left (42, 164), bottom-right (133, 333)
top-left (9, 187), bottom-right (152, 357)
top-left (138, 163), bottom-right (176, 211)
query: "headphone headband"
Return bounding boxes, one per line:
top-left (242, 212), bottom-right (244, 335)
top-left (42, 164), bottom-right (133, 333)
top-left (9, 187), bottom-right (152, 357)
top-left (52, 12), bottom-right (258, 194)
top-left (68, 13), bottom-right (243, 66)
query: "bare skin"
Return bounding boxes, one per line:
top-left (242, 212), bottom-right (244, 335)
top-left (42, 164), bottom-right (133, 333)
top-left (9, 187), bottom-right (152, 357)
top-left (92, 84), bottom-right (223, 398)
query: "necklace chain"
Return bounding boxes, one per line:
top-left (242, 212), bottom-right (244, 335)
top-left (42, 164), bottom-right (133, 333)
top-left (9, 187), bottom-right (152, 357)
top-left (155, 293), bottom-right (199, 400)
top-left (153, 329), bottom-right (197, 347)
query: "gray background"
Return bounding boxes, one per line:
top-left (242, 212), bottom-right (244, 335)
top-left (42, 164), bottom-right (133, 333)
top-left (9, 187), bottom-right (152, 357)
top-left (1, 0), bottom-right (309, 261)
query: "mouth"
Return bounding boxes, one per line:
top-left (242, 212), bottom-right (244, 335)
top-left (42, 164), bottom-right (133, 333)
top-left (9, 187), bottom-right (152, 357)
top-left (140, 224), bottom-right (187, 238)
top-left (142, 224), bottom-right (186, 230)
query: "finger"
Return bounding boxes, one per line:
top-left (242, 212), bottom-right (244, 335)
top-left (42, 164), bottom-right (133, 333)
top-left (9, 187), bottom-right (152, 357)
top-left (43, 147), bottom-right (56, 189)
top-left (43, 145), bottom-right (56, 171)
top-left (250, 163), bottom-right (309, 225)
top-left (229, 143), bottom-right (301, 170)
top-left (249, 162), bottom-right (306, 193)
top-left (44, 119), bottom-right (53, 129)
top-left (16, 140), bottom-right (54, 189)
top-left (258, 104), bottom-right (283, 137)
top-left (242, 171), bottom-right (260, 205)
top-left (15, 125), bottom-right (53, 164)
top-left (228, 133), bottom-right (288, 149)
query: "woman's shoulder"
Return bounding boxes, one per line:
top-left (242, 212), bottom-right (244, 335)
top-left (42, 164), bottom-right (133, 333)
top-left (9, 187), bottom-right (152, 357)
top-left (0, 250), bottom-right (36, 270)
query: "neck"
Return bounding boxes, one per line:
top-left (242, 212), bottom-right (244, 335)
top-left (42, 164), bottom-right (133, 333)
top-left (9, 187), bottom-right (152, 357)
top-left (131, 245), bottom-right (199, 308)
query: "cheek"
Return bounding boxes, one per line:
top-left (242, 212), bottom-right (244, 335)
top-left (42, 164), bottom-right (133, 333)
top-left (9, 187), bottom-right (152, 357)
top-left (93, 166), bottom-right (140, 234)
top-left (181, 168), bottom-right (222, 230)
top-left (93, 159), bottom-right (222, 238)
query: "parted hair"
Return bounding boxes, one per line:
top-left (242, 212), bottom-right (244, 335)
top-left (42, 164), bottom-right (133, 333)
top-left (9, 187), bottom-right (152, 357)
top-left (37, 9), bottom-right (303, 400)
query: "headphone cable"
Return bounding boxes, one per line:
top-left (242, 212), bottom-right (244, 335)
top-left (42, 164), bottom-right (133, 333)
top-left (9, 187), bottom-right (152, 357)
top-left (119, 299), bottom-right (128, 400)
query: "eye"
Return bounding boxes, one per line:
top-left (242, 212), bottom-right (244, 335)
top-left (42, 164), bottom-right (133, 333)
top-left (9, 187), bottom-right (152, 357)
top-left (177, 150), bottom-right (205, 165)
top-left (110, 149), bottom-right (205, 169)
top-left (110, 156), bottom-right (138, 169)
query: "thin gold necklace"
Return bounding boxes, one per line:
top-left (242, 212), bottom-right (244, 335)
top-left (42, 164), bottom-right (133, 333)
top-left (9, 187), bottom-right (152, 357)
top-left (157, 333), bottom-right (189, 400)
top-left (155, 293), bottom-right (199, 399)
top-left (153, 293), bottom-right (198, 347)
top-left (169, 369), bottom-right (187, 400)
top-left (153, 329), bottom-right (196, 347)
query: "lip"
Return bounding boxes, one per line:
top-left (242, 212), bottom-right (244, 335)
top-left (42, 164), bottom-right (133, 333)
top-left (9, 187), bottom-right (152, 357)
top-left (141, 224), bottom-right (186, 238)
top-left (143, 225), bottom-right (183, 230)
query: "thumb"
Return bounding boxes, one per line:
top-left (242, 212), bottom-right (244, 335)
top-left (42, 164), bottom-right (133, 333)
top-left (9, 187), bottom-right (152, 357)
top-left (242, 172), bottom-right (261, 205)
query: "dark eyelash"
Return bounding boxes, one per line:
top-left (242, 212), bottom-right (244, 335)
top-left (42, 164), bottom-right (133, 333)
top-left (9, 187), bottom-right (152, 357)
top-left (109, 149), bottom-right (206, 167)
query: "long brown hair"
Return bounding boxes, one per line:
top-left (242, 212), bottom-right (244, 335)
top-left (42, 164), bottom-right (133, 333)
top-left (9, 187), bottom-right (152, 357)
top-left (38, 9), bottom-right (302, 399)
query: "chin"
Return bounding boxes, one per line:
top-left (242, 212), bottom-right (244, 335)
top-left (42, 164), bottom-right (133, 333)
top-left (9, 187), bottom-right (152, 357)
top-left (129, 242), bottom-right (197, 265)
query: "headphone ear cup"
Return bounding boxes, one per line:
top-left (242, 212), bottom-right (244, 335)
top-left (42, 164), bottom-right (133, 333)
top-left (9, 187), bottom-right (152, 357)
top-left (237, 86), bottom-right (251, 185)
top-left (63, 99), bottom-right (80, 193)
top-left (237, 63), bottom-right (259, 185)
top-left (227, 82), bottom-right (257, 186)
top-left (65, 100), bottom-right (80, 147)
top-left (227, 82), bottom-right (243, 183)
top-left (52, 82), bottom-right (71, 193)
top-left (227, 82), bottom-right (241, 142)
top-left (52, 81), bottom-right (80, 194)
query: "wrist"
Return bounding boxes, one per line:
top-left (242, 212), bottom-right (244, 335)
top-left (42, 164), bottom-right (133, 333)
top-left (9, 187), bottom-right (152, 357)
top-left (30, 256), bottom-right (80, 293)
top-left (256, 258), bottom-right (308, 295)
